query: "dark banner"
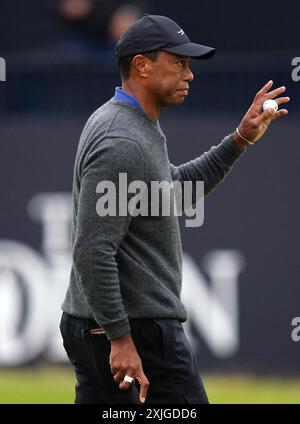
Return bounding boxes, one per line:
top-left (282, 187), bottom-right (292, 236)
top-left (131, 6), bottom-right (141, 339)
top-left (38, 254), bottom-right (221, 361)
top-left (0, 112), bottom-right (299, 374)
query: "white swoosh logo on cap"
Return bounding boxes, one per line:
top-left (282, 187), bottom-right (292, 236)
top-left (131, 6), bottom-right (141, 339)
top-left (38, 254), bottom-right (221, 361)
top-left (177, 29), bottom-right (184, 35)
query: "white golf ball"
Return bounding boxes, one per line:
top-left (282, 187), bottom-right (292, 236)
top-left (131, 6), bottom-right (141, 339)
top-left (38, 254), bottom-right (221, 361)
top-left (263, 99), bottom-right (278, 112)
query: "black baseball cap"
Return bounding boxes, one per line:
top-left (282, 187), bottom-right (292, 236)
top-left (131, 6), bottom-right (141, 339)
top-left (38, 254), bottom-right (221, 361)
top-left (115, 14), bottom-right (216, 60)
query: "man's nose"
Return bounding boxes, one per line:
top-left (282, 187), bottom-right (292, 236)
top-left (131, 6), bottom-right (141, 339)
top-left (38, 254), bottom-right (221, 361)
top-left (184, 66), bottom-right (194, 82)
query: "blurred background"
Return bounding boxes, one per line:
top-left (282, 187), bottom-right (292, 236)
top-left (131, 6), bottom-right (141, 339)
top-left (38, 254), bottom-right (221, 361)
top-left (0, 0), bottom-right (300, 404)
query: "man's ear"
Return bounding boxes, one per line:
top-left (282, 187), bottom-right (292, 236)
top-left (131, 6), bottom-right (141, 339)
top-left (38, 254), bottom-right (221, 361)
top-left (131, 55), bottom-right (152, 78)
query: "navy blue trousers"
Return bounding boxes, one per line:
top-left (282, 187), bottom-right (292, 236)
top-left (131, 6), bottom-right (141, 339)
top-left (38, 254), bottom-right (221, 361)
top-left (60, 312), bottom-right (209, 404)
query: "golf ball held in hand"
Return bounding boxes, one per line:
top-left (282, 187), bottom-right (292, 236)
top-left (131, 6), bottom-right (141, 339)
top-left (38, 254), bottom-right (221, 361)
top-left (263, 99), bottom-right (278, 112)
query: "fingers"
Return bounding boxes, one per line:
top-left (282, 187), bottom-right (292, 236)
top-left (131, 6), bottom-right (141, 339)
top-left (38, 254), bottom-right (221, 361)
top-left (273, 96), bottom-right (290, 106)
top-left (259, 107), bottom-right (288, 123)
top-left (258, 97), bottom-right (290, 116)
top-left (255, 81), bottom-right (288, 107)
top-left (265, 85), bottom-right (286, 100)
top-left (259, 107), bottom-right (276, 122)
top-left (118, 374), bottom-right (135, 391)
top-left (113, 370), bottom-right (135, 390)
top-left (256, 80), bottom-right (274, 97)
top-left (113, 369), bottom-right (149, 403)
top-left (242, 81), bottom-right (290, 143)
top-left (113, 369), bottom-right (127, 383)
top-left (135, 374), bottom-right (149, 404)
top-left (272, 109), bottom-right (289, 121)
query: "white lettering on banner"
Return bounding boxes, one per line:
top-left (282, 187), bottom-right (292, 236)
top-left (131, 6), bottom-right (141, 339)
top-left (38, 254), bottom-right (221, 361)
top-left (182, 251), bottom-right (244, 357)
top-left (28, 193), bottom-right (72, 361)
top-left (0, 242), bottom-right (49, 365)
top-left (0, 192), bottom-right (243, 366)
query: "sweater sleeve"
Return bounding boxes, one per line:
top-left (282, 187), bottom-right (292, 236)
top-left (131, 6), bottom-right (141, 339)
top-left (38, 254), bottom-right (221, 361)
top-left (169, 134), bottom-right (246, 211)
top-left (73, 136), bottom-right (145, 340)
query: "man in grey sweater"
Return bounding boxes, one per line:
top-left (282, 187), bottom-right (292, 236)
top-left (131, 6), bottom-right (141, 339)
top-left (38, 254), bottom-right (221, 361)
top-left (60, 15), bottom-right (289, 404)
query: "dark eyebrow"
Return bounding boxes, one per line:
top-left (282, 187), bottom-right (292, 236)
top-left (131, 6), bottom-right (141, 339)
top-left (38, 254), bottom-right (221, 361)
top-left (175, 56), bottom-right (191, 63)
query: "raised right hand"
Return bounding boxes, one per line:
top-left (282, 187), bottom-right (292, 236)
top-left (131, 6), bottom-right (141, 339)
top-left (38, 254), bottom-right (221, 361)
top-left (236, 80), bottom-right (290, 145)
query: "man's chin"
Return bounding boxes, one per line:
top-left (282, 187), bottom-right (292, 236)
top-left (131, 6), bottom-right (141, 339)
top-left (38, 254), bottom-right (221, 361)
top-left (163, 93), bottom-right (187, 108)
top-left (172, 97), bottom-right (186, 107)
top-left (167, 96), bottom-right (186, 107)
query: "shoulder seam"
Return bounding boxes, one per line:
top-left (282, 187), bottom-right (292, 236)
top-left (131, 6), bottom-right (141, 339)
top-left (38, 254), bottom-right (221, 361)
top-left (104, 136), bottom-right (147, 184)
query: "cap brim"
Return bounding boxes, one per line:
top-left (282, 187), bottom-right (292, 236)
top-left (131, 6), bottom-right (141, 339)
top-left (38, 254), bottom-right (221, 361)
top-left (163, 42), bottom-right (216, 60)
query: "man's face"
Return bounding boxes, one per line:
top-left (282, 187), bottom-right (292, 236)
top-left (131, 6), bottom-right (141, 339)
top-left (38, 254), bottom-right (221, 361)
top-left (146, 51), bottom-right (194, 107)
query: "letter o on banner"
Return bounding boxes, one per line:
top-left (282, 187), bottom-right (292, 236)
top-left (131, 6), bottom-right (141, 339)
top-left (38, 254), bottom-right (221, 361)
top-left (0, 241), bottom-right (49, 366)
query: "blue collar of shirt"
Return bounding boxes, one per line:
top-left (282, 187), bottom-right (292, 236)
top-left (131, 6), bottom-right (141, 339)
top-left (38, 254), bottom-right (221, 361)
top-left (113, 86), bottom-right (144, 112)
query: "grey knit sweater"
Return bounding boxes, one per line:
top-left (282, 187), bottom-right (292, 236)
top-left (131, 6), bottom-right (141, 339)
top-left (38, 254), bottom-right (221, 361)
top-left (61, 99), bottom-right (245, 340)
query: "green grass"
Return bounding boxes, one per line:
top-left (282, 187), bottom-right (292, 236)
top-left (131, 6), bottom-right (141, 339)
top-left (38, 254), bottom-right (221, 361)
top-left (204, 374), bottom-right (300, 404)
top-left (0, 367), bottom-right (299, 404)
top-left (0, 367), bottom-right (76, 404)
